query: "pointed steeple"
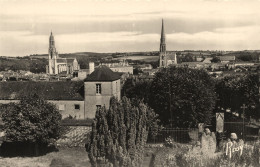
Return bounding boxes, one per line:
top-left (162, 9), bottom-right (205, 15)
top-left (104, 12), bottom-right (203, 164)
top-left (160, 19), bottom-right (166, 53)
top-left (49, 31), bottom-right (57, 59)
top-left (49, 31), bottom-right (55, 48)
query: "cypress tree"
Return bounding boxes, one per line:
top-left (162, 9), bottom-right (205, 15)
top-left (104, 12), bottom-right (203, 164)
top-left (86, 96), bottom-right (160, 167)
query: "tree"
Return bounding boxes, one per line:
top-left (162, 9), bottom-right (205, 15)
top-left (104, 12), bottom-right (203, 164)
top-left (86, 96), bottom-right (160, 167)
top-left (122, 79), bottom-right (152, 104)
top-left (29, 59), bottom-right (48, 73)
top-left (211, 56), bottom-right (220, 63)
top-left (0, 94), bottom-right (62, 155)
top-left (149, 67), bottom-right (217, 128)
top-left (215, 74), bottom-right (259, 119)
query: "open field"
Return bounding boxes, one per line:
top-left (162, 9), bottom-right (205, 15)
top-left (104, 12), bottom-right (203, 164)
top-left (0, 147), bottom-right (90, 167)
top-left (115, 56), bottom-right (158, 62)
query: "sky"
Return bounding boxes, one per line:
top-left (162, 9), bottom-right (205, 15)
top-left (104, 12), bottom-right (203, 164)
top-left (1, 0), bottom-right (260, 57)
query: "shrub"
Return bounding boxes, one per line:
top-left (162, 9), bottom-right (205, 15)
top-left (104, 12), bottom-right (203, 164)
top-left (86, 96), bottom-right (160, 167)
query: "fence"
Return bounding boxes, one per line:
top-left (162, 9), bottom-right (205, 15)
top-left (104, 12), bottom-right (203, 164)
top-left (147, 128), bottom-right (199, 144)
top-left (224, 122), bottom-right (259, 141)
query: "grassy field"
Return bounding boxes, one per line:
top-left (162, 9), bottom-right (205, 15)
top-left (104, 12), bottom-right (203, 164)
top-left (0, 147), bottom-right (90, 167)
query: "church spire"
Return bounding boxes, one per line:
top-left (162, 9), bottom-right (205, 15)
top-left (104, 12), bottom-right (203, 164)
top-left (160, 19), bottom-right (166, 53)
top-left (49, 31), bottom-right (57, 59)
top-left (49, 31), bottom-right (55, 47)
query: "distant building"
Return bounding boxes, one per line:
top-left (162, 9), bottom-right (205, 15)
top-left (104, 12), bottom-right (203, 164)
top-left (203, 57), bottom-right (213, 63)
top-left (101, 60), bottom-right (133, 74)
top-left (135, 64), bottom-right (153, 71)
top-left (159, 20), bottom-right (177, 68)
top-left (72, 62), bottom-right (95, 80)
top-left (218, 56), bottom-right (235, 63)
top-left (46, 32), bottom-right (80, 75)
top-left (142, 68), bottom-right (159, 76)
top-left (234, 62), bottom-right (255, 67)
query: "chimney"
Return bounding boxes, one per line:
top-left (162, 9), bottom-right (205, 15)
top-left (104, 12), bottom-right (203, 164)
top-left (89, 62), bottom-right (94, 74)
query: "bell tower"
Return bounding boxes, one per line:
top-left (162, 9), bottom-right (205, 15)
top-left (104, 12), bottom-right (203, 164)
top-left (48, 31), bottom-right (58, 74)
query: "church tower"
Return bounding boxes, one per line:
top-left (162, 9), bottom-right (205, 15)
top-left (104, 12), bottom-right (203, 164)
top-left (159, 19), bottom-right (167, 67)
top-left (48, 32), bottom-right (58, 74)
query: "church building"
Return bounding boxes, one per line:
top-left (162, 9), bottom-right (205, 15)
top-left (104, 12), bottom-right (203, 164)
top-left (46, 32), bottom-right (80, 75)
top-left (159, 20), bottom-right (177, 68)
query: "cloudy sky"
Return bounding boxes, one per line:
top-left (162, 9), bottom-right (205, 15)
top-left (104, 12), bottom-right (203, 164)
top-left (1, 0), bottom-right (260, 56)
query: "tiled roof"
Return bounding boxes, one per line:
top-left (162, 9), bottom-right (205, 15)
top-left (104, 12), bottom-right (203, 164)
top-left (84, 65), bottom-right (121, 82)
top-left (0, 81), bottom-right (84, 100)
top-left (67, 59), bottom-right (75, 64)
top-left (56, 59), bottom-right (67, 63)
top-left (219, 56), bottom-right (235, 61)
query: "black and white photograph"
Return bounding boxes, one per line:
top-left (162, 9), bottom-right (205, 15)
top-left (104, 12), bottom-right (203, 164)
top-left (0, 0), bottom-right (260, 166)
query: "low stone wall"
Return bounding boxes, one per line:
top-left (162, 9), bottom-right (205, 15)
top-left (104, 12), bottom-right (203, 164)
top-left (57, 126), bottom-right (91, 147)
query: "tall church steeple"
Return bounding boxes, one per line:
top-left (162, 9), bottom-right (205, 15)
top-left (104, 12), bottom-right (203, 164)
top-left (160, 19), bottom-right (166, 53)
top-left (159, 19), bottom-right (166, 67)
top-left (48, 31), bottom-right (58, 74)
top-left (49, 31), bottom-right (56, 55)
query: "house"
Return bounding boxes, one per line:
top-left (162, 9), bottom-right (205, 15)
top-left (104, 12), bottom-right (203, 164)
top-left (72, 62), bottom-right (95, 80)
top-left (84, 66), bottom-right (121, 118)
top-left (0, 81), bottom-right (85, 119)
top-left (101, 60), bottom-right (133, 74)
top-left (0, 66), bottom-right (122, 119)
top-left (218, 56), bottom-right (235, 63)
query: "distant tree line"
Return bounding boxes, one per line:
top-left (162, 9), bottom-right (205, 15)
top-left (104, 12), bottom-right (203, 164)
top-left (0, 57), bottom-right (47, 73)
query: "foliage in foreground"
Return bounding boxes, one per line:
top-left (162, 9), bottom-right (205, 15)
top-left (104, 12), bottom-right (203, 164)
top-left (0, 94), bottom-right (62, 144)
top-left (152, 141), bottom-right (260, 167)
top-left (215, 74), bottom-right (260, 119)
top-left (86, 96), bottom-right (160, 167)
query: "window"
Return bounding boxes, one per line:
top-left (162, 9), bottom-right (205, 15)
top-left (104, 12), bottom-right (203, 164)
top-left (74, 104), bottom-right (80, 110)
top-left (58, 104), bottom-right (65, 111)
top-left (96, 84), bottom-right (101, 94)
top-left (96, 105), bottom-right (101, 111)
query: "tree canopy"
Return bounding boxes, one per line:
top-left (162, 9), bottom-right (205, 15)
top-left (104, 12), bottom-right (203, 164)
top-left (149, 67), bottom-right (217, 128)
top-left (215, 74), bottom-right (259, 119)
top-left (0, 94), bottom-right (62, 144)
top-left (124, 67), bottom-right (217, 128)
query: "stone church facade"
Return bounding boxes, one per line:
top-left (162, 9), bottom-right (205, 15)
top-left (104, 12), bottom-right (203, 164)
top-left (46, 32), bottom-right (80, 75)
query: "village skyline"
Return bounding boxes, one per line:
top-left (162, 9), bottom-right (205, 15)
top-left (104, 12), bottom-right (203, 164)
top-left (1, 0), bottom-right (260, 57)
